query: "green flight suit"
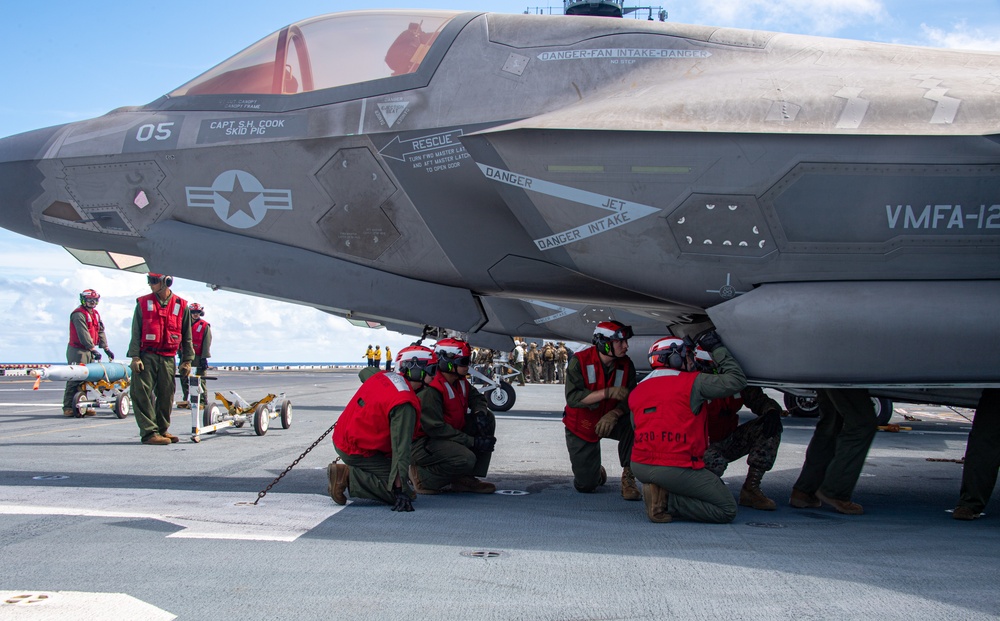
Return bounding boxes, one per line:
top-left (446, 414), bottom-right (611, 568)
top-left (334, 401), bottom-right (418, 504)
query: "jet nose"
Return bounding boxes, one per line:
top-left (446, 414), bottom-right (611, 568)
top-left (0, 124), bottom-right (66, 238)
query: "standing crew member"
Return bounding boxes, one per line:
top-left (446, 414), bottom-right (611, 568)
top-left (511, 340), bottom-right (526, 386)
top-left (365, 344), bottom-right (374, 367)
top-left (790, 389), bottom-right (877, 515)
top-left (328, 345), bottom-right (434, 511)
top-left (410, 338), bottom-right (498, 494)
top-left (177, 303), bottom-right (211, 408)
top-left (127, 274), bottom-right (193, 445)
top-left (63, 289), bottom-right (114, 417)
top-left (629, 332), bottom-right (747, 524)
top-left (951, 388), bottom-right (1000, 520)
top-left (563, 321), bottom-right (641, 501)
top-left (374, 345), bottom-right (382, 369)
top-left (695, 348), bottom-right (784, 511)
top-left (385, 346), bottom-right (392, 372)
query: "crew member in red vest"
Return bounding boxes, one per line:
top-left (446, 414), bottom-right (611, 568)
top-left (127, 274), bottom-right (193, 445)
top-left (177, 303), bottom-right (212, 408)
top-left (63, 289), bottom-right (114, 417)
top-left (410, 337), bottom-right (497, 494)
top-left (628, 331), bottom-right (746, 523)
top-left (328, 345), bottom-right (434, 511)
top-left (563, 321), bottom-right (641, 500)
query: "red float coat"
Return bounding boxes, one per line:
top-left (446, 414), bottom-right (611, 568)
top-left (629, 369), bottom-right (708, 469)
top-left (705, 395), bottom-right (743, 444)
top-left (422, 372), bottom-right (469, 439)
top-left (192, 319), bottom-right (210, 357)
top-left (137, 293), bottom-right (187, 356)
top-left (333, 371), bottom-right (420, 457)
top-left (68, 306), bottom-right (102, 350)
top-left (563, 345), bottom-right (633, 443)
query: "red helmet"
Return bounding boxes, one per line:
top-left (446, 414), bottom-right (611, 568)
top-left (190, 303), bottom-right (204, 315)
top-left (147, 273), bottom-right (173, 287)
top-left (434, 338), bottom-right (472, 373)
top-left (592, 320), bottom-right (633, 356)
top-left (648, 337), bottom-right (692, 370)
top-left (396, 345), bottom-right (437, 382)
top-left (79, 289), bottom-right (100, 307)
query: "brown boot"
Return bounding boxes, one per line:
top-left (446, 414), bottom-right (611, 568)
top-left (63, 408), bottom-right (75, 417)
top-left (83, 408), bottom-right (97, 417)
top-left (643, 482), bottom-right (672, 523)
top-left (952, 505), bottom-right (981, 521)
top-left (162, 432), bottom-right (180, 443)
top-left (409, 464), bottom-right (440, 495)
top-left (789, 488), bottom-right (822, 508)
top-left (327, 462), bottom-right (350, 505)
top-left (621, 467), bottom-right (642, 501)
top-left (815, 490), bottom-right (864, 515)
top-left (598, 466), bottom-right (607, 486)
top-left (141, 434), bottom-right (171, 446)
top-left (739, 467), bottom-right (776, 511)
top-left (450, 475), bottom-right (496, 494)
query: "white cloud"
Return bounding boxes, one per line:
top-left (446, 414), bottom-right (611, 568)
top-left (920, 21), bottom-right (1000, 51)
top-left (691, 0), bottom-right (887, 35)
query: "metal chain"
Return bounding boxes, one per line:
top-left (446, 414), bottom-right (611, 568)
top-left (252, 421), bottom-right (337, 505)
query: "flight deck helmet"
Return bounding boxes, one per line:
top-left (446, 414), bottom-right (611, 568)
top-left (592, 320), bottom-right (633, 357)
top-left (190, 303), bottom-right (204, 317)
top-left (79, 289), bottom-right (100, 308)
top-left (648, 336), bottom-right (695, 371)
top-left (146, 273), bottom-right (173, 287)
top-left (396, 345), bottom-right (437, 382)
top-left (434, 338), bottom-right (472, 374)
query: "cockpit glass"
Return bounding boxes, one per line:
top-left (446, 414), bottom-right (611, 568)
top-left (169, 10), bottom-right (460, 97)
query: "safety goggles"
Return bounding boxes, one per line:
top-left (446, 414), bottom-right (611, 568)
top-left (147, 275), bottom-right (164, 285)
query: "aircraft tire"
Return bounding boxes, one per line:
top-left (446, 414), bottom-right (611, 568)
top-left (486, 381), bottom-right (516, 412)
top-left (253, 403), bottom-right (269, 436)
top-left (873, 397), bottom-right (894, 426)
top-left (783, 393), bottom-right (820, 418)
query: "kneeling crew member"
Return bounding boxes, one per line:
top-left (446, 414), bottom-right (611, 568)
top-left (628, 332), bottom-right (747, 523)
top-left (411, 338), bottom-right (498, 494)
top-left (563, 321), bottom-right (641, 500)
top-left (696, 348), bottom-right (784, 511)
top-left (328, 345), bottom-right (433, 511)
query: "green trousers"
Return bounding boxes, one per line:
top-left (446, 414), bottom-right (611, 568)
top-left (62, 346), bottom-right (94, 410)
top-left (957, 389), bottom-right (1000, 512)
top-left (793, 388), bottom-right (877, 501)
top-left (334, 449), bottom-right (396, 505)
top-left (412, 411), bottom-right (494, 490)
top-left (130, 352), bottom-right (176, 441)
top-left (631, 462), bottom-right (737, 523)
top-left (564, 415), bottom-right (634, 492)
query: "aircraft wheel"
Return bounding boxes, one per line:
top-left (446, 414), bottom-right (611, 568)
top-left (114, 394), bottom-right (131, 419)
top-left (202, 402), bottom-right (222, 434)
top-left (280, 400), bottom-right (293, 429)
top-left (72, 392), bottom-right (88, 418)
top-left (485, 381), bottom-right (516, 412)
top-left (253, 403), bottom-right (270, 436)
top-left (783, 393), bottom-right (819, 418)
top-left (873, 397), bottom-right (894, 426)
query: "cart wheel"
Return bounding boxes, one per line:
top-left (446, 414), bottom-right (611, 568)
top-left (280, 400), bottom-right (293, 429)
top-left (113, 394), bottom-right (131, 419)
top-left (253, 403), bottom-right (269, 436)
top-left (72, 392), bottom-right (88, 418)
top-left (202, 402), bottom-right (222, 434)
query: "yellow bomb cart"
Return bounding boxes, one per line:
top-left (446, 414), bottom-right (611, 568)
top-left (187, 374), bottom-right (292, 442)
top-left (31, 362), bottom-right (132, 418)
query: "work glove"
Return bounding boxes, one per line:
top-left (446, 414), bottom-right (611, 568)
top-left (179, 361), bottom-right (192, 377)
top-left (603, 386), bottom-right (629, 402)
top-left (697, 330), bottom-right (724, 353)
top-left (91, 349), bottom-right (102, 362)
top-left (761, 408), bottom-right (783, 438)
top-left (104, 349), bottom-right (114, 362)
top-left (391, 488), bottom-right (414, 512)
top-left (197, 357), bottom-right (208, 376)
top-left (595, 411), bottom-right (619, 438)
top-left (130, 357), bottom-right (144, 373)
top-left (473, 410), bottom-right (491, 436)
top-left (473, 436), bottom-right (497, 453)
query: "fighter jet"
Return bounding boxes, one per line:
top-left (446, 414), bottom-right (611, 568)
top-left (0, 9), bottom-right (998, 407)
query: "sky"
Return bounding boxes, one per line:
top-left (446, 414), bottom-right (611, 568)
top-left (1, 0), bottom-right (998, 363)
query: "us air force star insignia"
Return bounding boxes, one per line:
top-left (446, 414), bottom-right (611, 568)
top-left (185, 170), bottom-right (292, 229)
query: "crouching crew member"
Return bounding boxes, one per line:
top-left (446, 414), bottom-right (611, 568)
top-left (695, 347), bottom-right (784, 511)
top-left (411, 338), bottom-right (498, 494)
top-left (328, 345), bottom-right (434, 511)
top-left (563, 321), bottom-right (641, 501)
top-left (628, 331), bottom-right (747, 523)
